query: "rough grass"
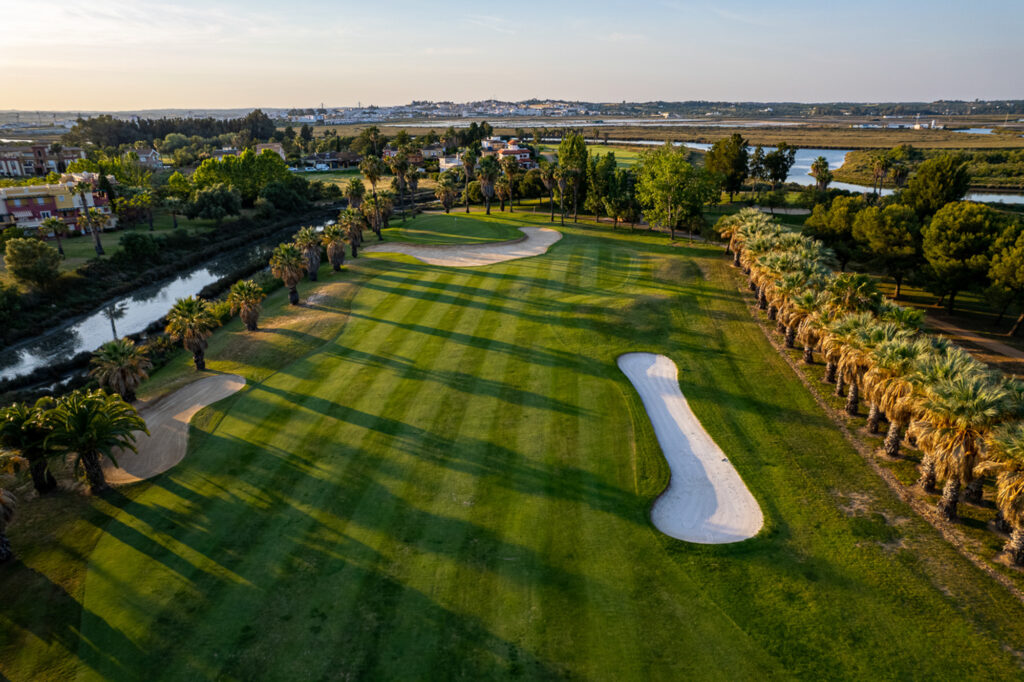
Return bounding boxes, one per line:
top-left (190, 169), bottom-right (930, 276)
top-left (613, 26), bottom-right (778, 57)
top-left (5, 212), bottom-right (1024, 679)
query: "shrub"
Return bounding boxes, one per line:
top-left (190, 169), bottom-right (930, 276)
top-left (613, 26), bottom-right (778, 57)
top-left (4, 238), bottom-right (61, 291)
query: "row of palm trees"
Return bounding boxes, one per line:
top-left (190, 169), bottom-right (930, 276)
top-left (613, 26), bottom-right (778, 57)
top-left (721, 208), bottom-right (1024, 564)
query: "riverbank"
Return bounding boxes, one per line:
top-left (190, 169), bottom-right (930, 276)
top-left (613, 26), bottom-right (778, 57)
top-left (0, 205), bottom-right (340, 394)
top-left (832, 148), bottom-right (1024, 192)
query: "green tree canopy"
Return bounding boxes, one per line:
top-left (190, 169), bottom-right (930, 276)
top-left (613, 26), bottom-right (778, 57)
top-left (989, 220), bottom-right (1024, 336)
top-left (803, 195), bottom-right (865, 271)
top-left (4, 238), bottom-right (61, 291)
top-left (185, 183), bottom-right (242, 226)
top-left (922, 201), bottom-right (1004, 313)
top-left (852, 203), bottom-right (921, 299)
top-left (705, 133), bottom-right (749, 201)
top-left (901, 154), bottom-right (971, 220)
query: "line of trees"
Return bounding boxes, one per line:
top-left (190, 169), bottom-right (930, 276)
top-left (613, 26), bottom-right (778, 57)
top-left (802, 155), bottom-right (1024, 332)
top-left (722, 208), bottom-right (1024, 564)
top-left (64, 110), bottom-right (277, 148)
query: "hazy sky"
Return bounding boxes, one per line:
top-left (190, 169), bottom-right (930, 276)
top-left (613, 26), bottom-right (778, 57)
top-left (2, 0), bottom-right (1022, 110)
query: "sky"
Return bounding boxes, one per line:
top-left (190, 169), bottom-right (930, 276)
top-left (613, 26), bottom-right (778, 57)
top-left (1, 0), bottom-right (1022, 110)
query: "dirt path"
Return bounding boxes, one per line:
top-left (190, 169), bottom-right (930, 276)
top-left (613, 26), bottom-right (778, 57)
top-left (104, 374), bottom-right (246, 484)
top-left (618, 352), bottom-right (764, 543)
top-left (927, 316), bottom-right (1024, 377)
top-left (361, 227), bottom-right (561, 267)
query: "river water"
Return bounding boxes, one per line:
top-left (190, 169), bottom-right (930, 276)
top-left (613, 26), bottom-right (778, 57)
top-left (0, 217), bottom-right (335, 384)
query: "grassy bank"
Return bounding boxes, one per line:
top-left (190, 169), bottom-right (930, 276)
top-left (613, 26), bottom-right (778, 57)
top-left (833, 148), bottom-right (1024, 191)
top-left (4, 212), bottom-right (1024, 679)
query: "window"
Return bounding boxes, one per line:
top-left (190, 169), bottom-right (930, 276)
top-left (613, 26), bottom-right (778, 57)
top-left (12, 199), bottom-right (21, 207)
top-left (40, 211), bottom-right (51, 219)
top-left (36, 197), bottom-right (46, 205)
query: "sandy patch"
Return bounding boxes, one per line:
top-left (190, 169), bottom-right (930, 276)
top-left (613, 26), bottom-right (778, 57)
top-left (361, 227), bottom-right (561, 267)
top-left (618, 352), bottom-right (763, 543)
top-left (104, 374), bottom-right (246, 484)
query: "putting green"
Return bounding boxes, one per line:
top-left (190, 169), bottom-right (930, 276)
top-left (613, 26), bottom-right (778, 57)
top-left (37, 215), bottom-right (1024, 679)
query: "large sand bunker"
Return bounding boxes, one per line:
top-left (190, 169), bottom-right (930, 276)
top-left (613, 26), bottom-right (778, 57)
top-left (104, 374), bottom-right (246, 484)
top-left (618, 353), bottom-right (763, 543)
top-left (361, 226), bottom-right (561, 267)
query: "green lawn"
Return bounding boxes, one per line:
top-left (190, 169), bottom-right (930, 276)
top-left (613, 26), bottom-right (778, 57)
top-left (381, 212), bottom-right (525, 244)
top-left (5, 211), bottom-right (1024, 679)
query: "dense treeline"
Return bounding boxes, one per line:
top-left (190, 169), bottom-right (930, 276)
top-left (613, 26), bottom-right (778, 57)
top-left (63, 110), bottom-right (276, 148)
top-left (722, 208), bottom-right (1024, 564)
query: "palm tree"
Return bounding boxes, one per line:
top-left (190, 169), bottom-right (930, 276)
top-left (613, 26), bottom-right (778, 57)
top-left (387, 152), bottom-right (409, 221)
top-left (345, 177), bottom-right (365, 210)
top-left (321, 224), bottom-right (348, 271)
top-left (165, 296), bottom-right (218, 370)
top-left (476, 156), bottom-right (500, 215)
top-left (0, 398), bottom-right (59, 494)
top-left (435, 171), bottom-right (459, 213)
top-left (911, 375), bottom-right (1007, 521)
top-left (461, 149), bottom-right (477, 213)
top-left (227, 279), bottom-right (266, 331)
top-left (43, 389), bottom-right (147, 496)
top-left (494, 176), bottom-right (510, 212)
top-left (76, 207), bottom-right (109, 256)
top-left (89, 338), bottom-right (152, 402)
top-left (554, 166), bottom-right (570, 227)
top-left (906, 344), bottom-right (982, 491)
top-left (359, 156), bottom-right (386, 240)
top-left (0, 487), bottom-right (15, 563)
top-left (985, 423), bottom-right (1024, 564)
top-left (864, 338), bottom-right (930, 457)
top-left (338, 208), bottom-right (364, 258)
top-left (501, 156), bottom-right (520, 212)
top-left (293, 227), bottom-right (322, 282)
top-left (539, 160), bottom-right (557, 222)
top-left (39, 216), bottom-right (68, 257)
top-left (270, 243), bottom-right (307, 305)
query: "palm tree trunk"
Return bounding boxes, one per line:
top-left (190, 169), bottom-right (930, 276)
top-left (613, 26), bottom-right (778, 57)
top-left (994, 510), bottom-right (1011, 534)
top-left (55, 233), bottom-right (64, 257)
top-left (733, 251), bottom-right (741, 267)
top-left (288, 286), bottom-right (299, 306)
top-left (884, 420), bottom-right (902, 458)
top-left (81, 451), bottom-right (111, 495)
top-left (767, 305), bottom-right (777, 321)
top-left (1006, 528), bottom-right (1024, 566)
top-left (938, 475), bottom-right (961, 521)
top-left (91, 224), bottom-right (104, 255)
top-left (964, 477), bottom-right (984, 505)
top-left (784, 325), bottom-right (797, 348)
top-left (824, 360), bottom-right (837, 383)
top-left (548, 189), bottom-right (554, 222)
top-left (757, 288), bottom-right (768, 310)
top-left (193, 350), bottom-right (206, 371)
top-left (802, 346), bottom-right (814, 364)
top-left (845, 380), bottom-right (859, 416)
top-left (866, 402), bottom-right (882, 433)
top-left (29, 458), bottom-right (58, 494)
top-left (918, 453), bottom-right (938, 493)
top-left (835, 373), bottom-right (846, 397)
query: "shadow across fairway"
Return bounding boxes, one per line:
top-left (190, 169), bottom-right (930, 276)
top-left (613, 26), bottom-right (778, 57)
top-left (246, 382), bottom-right (644, 524)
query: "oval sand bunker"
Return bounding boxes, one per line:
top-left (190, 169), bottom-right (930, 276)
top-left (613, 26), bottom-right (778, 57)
top-left (618, 353), bottom-right (763, 543)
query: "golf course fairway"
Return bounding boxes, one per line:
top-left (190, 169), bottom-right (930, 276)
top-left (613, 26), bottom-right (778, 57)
top-left (5, 212), bottom-right (1024, 681)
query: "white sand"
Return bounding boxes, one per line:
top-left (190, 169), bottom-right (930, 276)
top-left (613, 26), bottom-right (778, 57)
top-left (618, 353), bottom-right (763, 543)
top-left (104, 374), bottom-right (246, 484)
top-left (361, 226), bottom-right (561, 267)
